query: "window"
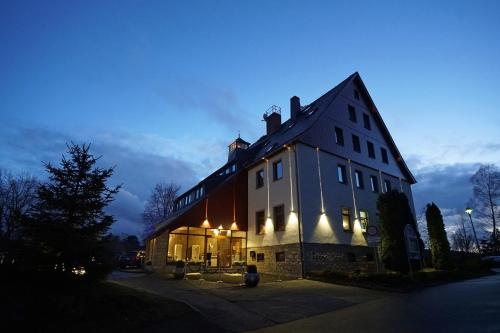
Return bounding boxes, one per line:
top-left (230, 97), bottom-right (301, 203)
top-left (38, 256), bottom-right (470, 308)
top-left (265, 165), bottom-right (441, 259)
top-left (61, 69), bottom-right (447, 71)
top-left (354, 89), bottom-right (360, 100)
top-left (359, 210), bottom-right (369, 232)
top-left (354, 170), bottom-right (364, 189)
top-left (275, 251), bottom-right (285, 262)
top-left (257, 253), bottom-right (265, 262)
top-left (334, 127), bottom-right (344, 146)
top-left (273, 160), bottom-right (283, 181)
top-left (348, 105), bottom-right (357, 122)
top-left (256, 210), bottom-right (266, 235)
top-left (381, 148), bottom-right (389, 164)
top-left (256, 169), bottom-right (264, 188)
top-left (342, 207), bottom-right (352, 231)
top-left (273, 204), bottom-right (285, 231)
top-left (384, 180), bottom-right (392, 193)
top-left (367, 141), bottom-right (375, 159)
top-left (370, 175), bottom-right (379, 193)
top-left (363, 113), bottom-right (371, 130)
top-left (337, 164), bottom-right (347, 184)
top-left (352, 135), bottom-right (361, 153)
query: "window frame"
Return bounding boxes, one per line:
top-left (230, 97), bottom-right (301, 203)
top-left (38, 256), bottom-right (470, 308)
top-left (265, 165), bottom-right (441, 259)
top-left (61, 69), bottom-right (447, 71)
top-left (337, 164), bottom-right (347, 184)
top-left (370, 175), bottom-right (379, 193)
top-left (342, 207), bottom-right (352, 231)
top-left (334, 126), bottom-right (344, 146)
top-left (255, 210), bottom-right (266, 235)
top-left (348, 105), bottom-right (357, 122)
top-left (272, 159), bottom-right (283, 181)
top-left (384, 179), bottom-right (392, 193)
top-left (367, 141), bottom-right (375, 159)
top-left (273, 204), bottom-right (286, 232)
top-left (381, 147), bottom-right (389, 164)
top-left (363, 113), bottom-right (371, 130)
top-left (359, 210), bottom-right (369, 232)
top-left (256, 169), bottom-right (264, 189)
top-left (352, 134), bottom-right (361, 153)
top-left (354, 170), bottom-right (364, 189)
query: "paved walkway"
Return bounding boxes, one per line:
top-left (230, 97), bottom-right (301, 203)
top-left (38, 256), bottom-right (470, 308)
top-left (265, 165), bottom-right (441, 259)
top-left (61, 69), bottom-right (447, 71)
top-left (109, 271), bottom-right (388, 332)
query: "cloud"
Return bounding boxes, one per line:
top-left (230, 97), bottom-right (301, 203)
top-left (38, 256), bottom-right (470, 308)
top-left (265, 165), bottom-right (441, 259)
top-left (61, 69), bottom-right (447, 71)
top-left (161, 80), bottom-right (258, 136)
top-left (0, 122), bottom-right (208, 237)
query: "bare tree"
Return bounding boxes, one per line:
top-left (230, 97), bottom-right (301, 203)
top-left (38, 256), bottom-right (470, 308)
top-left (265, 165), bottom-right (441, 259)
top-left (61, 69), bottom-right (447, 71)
top-left (451, 215), bottom-right (474, 253)
top-left (470, 164), bottom-right (500, 238)
top-left (416, 207), bottom-right (429, 248)
top-left (0, 170), bottom-right (38, 241)
top-left (142, 182), bottom-right (180, 237)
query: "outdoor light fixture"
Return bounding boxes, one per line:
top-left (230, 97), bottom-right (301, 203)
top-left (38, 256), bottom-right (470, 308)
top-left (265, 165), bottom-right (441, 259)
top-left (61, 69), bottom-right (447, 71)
top-left (201, 219), bottom-right (210, 228)
top-left (230, 221), bottom-right (238, 230)
top-left (465, 207), bottom-right (480, 251)
top-left (218, 224), bottom-right (223, 230)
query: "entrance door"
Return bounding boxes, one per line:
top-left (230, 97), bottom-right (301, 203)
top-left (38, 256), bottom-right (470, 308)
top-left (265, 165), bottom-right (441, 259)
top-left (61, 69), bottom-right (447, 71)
top-left (206, 236), bottom-right (231, 268)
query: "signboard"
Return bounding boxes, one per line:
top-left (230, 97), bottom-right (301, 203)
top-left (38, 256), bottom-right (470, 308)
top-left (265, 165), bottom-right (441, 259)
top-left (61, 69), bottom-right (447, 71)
top-left (365, 225), bottom-right (380, 246)
top-left (404, 224), bottom-right (421, 260)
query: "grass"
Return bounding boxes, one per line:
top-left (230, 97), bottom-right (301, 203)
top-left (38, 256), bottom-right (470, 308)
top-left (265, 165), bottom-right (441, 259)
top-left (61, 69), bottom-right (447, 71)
top-left (308, 261), bottom-right (495, 292)
top-left (0, 272), bottom-right (197, 333)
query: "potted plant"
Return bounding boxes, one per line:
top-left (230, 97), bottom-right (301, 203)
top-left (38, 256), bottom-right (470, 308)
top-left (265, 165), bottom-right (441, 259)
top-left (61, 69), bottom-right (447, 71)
top-left (174, 260), bottom-right (185, 279)
top-left (244, 264), bottom-right (260, 287)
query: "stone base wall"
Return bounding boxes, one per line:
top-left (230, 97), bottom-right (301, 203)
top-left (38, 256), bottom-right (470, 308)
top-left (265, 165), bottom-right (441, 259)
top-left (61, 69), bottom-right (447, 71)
top-left (247, 243), bottom-right (302, 278)
top-left (151, 230), bottom-right (168, 271)
top-left (303, 243), bottom-right (380, 275)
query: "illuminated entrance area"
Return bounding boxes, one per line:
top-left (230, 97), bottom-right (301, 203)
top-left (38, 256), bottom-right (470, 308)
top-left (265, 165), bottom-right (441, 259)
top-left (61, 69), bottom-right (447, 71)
top-left (167, 226), bottom-right (246, 269)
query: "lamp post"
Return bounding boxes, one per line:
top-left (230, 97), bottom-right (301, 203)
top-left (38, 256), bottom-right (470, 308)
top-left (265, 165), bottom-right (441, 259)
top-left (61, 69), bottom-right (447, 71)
top-left (465, 207), bottom-right (481, 253)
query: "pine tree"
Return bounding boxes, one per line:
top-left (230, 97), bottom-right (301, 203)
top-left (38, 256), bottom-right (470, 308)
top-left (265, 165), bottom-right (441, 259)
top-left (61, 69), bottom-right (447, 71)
top-left (377, 191), bottom-right (418, 273)
top-left (28, 143), bottom-right (120, 274)
top-left (425, 203), bottom-right (453, 269)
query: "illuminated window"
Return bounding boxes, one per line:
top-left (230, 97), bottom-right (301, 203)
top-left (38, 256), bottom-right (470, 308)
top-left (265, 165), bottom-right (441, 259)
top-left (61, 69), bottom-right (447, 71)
top-left (348, 105), bottom-right (357, 122)
top-left (337, 164), bottom-right (347, 184)
top-left (367, 141), bottom-right (375, 159)
top-left (359, 210), bottom-right (369, 232)
top-left (370, 175), bottom-right (379, 193)
top-left (381, 148), bottom-right (389, 164)
top-left (256, 169), bottom-right (264, 188)
top-left (384, 179), bottom-right (392, 193)
top-left (335, 127), bottom-right (344, 146)
top-left (354, 170), bottom-right (364, 189)
top-left (363, 113), bottom-right (371, 130)
top-left (273, 204), bottom-right (285, 231)
top-left (273, 160), bottom-right (283, 181)
top-left (256, 210), bottom-right (265, 235)
top-left (352, 135), bottom-right (361, 153)
top-left (342, 207), bottom-right (352, 231)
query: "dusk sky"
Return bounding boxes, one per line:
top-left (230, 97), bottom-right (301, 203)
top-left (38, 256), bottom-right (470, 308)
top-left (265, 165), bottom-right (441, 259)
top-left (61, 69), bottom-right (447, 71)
top-left (1, 1), bottom-right (499, 237)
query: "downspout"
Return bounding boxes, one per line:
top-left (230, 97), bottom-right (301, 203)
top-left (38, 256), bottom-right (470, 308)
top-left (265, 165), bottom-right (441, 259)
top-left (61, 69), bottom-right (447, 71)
top-left (293, 144), bottom-right (305, 278)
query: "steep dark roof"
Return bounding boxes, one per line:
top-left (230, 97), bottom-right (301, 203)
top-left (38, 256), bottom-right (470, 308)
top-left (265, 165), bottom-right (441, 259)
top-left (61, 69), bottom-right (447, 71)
top-left (154, 72), bottom-right (415, 234)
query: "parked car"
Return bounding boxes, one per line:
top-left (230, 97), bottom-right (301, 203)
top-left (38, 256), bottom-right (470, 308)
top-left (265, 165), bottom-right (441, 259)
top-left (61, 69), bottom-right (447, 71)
top-left (118, 250), bottom-right (145, 269)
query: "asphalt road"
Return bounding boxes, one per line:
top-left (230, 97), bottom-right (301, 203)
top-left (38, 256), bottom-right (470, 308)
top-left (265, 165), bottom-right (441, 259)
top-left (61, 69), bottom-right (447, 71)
top-left (251, 269), bottom-right (500, 333)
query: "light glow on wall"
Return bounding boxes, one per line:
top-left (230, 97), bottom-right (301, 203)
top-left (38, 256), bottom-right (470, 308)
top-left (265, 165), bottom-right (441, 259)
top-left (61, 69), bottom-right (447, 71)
top-left (201, 219), bottom-right (210, 228)
top-left (265, 217), bottom-right (274, 233)
top-left (287, 211), bottom-right (298, 228)
top-left (315, 148), bottom-right (325, 213)
top-left (230, 221), bottom-right (238, 230)
top-left (312, 212), bottom-right (338, 243)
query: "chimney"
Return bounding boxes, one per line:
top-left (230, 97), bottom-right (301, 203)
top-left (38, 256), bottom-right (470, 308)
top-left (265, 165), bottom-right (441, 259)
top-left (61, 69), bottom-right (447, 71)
top-left (290, 96), bottom-right (300, 120)
top-left (263, 106), bottom-right (281, 135)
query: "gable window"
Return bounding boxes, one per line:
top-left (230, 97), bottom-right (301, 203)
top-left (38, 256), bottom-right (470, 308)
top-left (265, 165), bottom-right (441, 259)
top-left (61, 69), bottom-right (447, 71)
top-left (384, 179), bottom-right (392, 193)
top-left (342, 207), bottom-right (352, 231)
top-left (354, 170), bottom-right (364, 189)
top-left (337, 164), bottom-right (347, 184)
top-left (363, 113), bottom-right (371, 130)
top-left (348, 105), bottom-right (357, 122)
top-left (273, 204), bottom-right (285, 231)
top-left (359, 210), bottom-right (369, 232)
top-left (256, 169), bottom-right (264, 188)
top-left (352, 135), bottom-right (361, 153)
top-left (370, 175), bottom-right (379, 193)
top-left (256, 210), bottom-right (266, 235)
top-left (367, 141), bottom-right (375, 159)
top-left (381, 148), bottom-right (389, 164)
top-left (335, 127), bottom-right (344, 146)
top-left (273, 160), bottom-right (283, 181)
top-left (354, 89), bottom-right (360, 100)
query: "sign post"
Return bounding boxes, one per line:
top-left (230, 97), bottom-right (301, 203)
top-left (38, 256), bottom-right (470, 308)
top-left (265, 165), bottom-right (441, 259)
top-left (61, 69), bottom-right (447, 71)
top-left (404, 224), bottom-right (421, 279)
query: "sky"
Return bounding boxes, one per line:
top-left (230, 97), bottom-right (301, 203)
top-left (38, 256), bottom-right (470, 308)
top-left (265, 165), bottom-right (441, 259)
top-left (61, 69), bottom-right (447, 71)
top-left (1, 0), bottom-right (499, 238)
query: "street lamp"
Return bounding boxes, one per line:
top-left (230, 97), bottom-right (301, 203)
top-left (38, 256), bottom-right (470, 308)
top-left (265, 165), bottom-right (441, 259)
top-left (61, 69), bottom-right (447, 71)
top-left (465, 207), bottom-right (481, 253)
